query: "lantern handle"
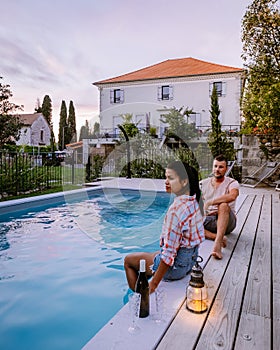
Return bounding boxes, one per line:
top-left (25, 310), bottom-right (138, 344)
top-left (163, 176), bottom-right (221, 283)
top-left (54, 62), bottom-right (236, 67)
top-left (193, 255), bottom-right (203, 264)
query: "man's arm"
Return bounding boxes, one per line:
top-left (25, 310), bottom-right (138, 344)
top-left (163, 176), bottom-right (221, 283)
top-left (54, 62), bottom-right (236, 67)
top-left (204, 188), bottom-right (239, 213)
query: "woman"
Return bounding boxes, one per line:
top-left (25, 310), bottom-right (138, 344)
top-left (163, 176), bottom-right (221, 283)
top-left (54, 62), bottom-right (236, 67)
top-left (124, 160), bottom-right (205, 294)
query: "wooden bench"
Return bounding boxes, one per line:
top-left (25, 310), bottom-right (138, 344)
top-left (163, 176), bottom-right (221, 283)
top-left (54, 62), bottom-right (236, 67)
top-left (156, 191), bottom-right (280, 350)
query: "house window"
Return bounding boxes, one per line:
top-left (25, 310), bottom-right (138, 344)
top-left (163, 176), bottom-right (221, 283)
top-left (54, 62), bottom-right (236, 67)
top-left (110, 89), bottom-right (124, 104)
top-left (40, 130), bottom-right (44, 142)
top-left (209, 82), bottom-right (226, 97)
top-left (113, 115), bottom-right (123, 135)
top-left (158, 85), bottom-right (173, 100)
top-left (135, 114), bottom-right (145, 131)
top-left (188, 113), bottom-right (201, 128)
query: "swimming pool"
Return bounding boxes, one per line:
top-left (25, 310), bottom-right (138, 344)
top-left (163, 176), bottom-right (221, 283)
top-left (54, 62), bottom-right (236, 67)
top-left (0, 188), bottom-right (171, 350)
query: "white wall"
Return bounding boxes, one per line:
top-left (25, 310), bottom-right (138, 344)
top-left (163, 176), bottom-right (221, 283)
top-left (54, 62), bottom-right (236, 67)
top-left (17, 115), bottom-right (51, 146)
top-left (97, 72), bottom-right (243, 138)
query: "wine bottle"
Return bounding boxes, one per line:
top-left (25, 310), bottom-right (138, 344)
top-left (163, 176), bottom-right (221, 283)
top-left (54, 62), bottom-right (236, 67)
top-left (135, 259), bottom-right (150, 318)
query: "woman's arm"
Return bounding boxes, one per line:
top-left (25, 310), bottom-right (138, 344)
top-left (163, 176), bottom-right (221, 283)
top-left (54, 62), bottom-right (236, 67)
top-left (149, 259), bottom-right (169, 293)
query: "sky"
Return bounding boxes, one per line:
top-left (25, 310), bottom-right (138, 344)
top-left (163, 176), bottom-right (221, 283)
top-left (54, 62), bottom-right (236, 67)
top-left (1, 0), bottom-right (252, 138)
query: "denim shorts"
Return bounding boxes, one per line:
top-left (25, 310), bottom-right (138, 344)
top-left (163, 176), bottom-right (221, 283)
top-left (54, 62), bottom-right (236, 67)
top-left (203, 209), bottom-right (236, 235)
top-left (152, 245), bottom-right (199, 281)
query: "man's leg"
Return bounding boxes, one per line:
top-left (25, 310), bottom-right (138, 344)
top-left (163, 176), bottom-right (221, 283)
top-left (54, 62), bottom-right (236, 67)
top-left (204, 228), bottom-right (227, 247)
top-left (212, 203), bottom-right (230, 259)
top-left (124, 251), bottom-right (158, 291)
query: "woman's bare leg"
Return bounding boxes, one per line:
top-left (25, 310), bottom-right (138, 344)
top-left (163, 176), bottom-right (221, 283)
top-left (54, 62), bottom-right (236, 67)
top-left (124, 251), bottom-right (159, 291)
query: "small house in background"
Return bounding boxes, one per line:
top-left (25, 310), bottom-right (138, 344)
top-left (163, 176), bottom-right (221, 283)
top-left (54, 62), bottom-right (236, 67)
top-left (16, 113), bottom-right (51, 146)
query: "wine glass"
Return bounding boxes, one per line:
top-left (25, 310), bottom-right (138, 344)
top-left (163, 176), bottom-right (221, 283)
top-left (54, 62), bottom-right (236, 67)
top-left (128, 292), bottom-right (141, 334)
top-left (153, 286), bottom-right (166, 323)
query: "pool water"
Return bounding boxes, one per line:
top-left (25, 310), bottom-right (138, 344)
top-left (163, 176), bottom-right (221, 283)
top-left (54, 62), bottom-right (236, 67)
top-left (0, 189), bottom-right (171, 350)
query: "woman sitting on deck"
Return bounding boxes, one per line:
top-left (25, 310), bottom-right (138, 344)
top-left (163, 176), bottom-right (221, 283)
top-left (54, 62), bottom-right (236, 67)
top-left (124, 160), bottom-right (205, 293)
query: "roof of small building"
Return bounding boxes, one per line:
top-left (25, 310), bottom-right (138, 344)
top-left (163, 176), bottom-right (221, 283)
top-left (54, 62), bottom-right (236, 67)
top-left (17, 113), bottom-right (44, 126)
top-left (66, 141), bottom-right (83, 150)
top-left (94, 57), bottom-right (244, 85)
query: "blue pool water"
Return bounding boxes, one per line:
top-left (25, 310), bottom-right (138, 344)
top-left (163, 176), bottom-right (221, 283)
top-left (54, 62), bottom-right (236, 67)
top-left (0, 189), bottom-right (171, 350)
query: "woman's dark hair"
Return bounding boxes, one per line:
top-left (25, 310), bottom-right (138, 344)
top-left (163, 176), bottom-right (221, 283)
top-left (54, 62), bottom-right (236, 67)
top-left (166, 160), bottom-right (204, 215)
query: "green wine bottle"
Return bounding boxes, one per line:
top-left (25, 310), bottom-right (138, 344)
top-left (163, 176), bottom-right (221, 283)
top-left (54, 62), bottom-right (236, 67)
top-left (135, 259), bottom-right (150, 318)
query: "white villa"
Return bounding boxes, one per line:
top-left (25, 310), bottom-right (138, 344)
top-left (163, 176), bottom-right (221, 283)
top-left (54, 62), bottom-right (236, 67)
top-left (93, 57), bottom-right (245, 139)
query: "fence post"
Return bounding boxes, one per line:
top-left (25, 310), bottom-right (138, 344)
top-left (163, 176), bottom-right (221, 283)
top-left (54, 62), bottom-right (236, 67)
top-left (72, 151), bottom-right (75, 184)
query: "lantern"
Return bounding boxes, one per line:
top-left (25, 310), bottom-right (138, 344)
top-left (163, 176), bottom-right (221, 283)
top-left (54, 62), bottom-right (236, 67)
top-left (186, 256), bottom-right (208, 313)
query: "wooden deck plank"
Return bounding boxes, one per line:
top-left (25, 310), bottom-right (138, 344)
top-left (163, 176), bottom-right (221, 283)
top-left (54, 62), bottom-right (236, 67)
top-left (234, 314), bottom-right (271, 350)
top-left (195, 195), bottom-right (263, 350)
top-left (240, 194), bottom-right (271, 317)
top-left (272, 194), bottom-right (280, 350)
top-left (156, 194), bottom-right (256, 350)
top-left (235, 194), bottom-right (271, 349)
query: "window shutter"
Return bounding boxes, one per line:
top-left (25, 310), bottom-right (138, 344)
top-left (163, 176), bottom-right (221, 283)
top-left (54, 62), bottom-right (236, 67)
top-left (120, 89), bottom-right (124, 103)
top-left (222, 82), bottom-right (227, 96)
top-left (169, 86), bottom-right (173, 100)
top-left (196, 113), bottom-right (201, 127)
top-left (157, 86), bottom-right (162, 100)
top-left (209, 83), bottom-right (213, 96)
top-left (110, 90), bottom-right (114, 103)
top-left (218, 111), bottom-right (223, 123)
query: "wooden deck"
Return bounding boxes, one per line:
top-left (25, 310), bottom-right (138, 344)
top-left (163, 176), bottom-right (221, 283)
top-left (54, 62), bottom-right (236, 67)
top-left (156, 187), bottom-right (280, 350)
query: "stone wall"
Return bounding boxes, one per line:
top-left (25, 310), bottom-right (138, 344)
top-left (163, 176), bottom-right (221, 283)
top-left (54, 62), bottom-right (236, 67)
top-left (242, 134), bottom-right (280, 183)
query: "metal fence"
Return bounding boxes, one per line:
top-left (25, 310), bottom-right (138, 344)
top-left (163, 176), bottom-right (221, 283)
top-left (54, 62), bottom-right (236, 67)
top-left (0, 143), bottom-right (214, 198)
top-left (0, 151), bottom-right (63, 197)
top-left (85, 140), bottom-right (214, 181)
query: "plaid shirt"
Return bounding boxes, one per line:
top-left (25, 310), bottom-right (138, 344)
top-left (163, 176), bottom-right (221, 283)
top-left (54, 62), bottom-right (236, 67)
top-left (160, 194), bottom-right (205, 266)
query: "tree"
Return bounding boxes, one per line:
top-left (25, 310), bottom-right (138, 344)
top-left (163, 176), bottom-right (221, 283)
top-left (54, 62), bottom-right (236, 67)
top-left (79, 120), bottom-right (90, 141)
top-left (207, 86), bottom-right (235, 160)
top-left (120, 113), bottom-right (139, 138)
top-left (41, 95), bottom-right (55, 150)
top-left (67, 100), bottom-right (77, 144)
top-left (0, 77), bottom-right (23, 148)
top-left (241, 0), bottom-right (280, 133)
top-left (41, 95), bottom-right (52, 125)
top-left (160, 106), bottom-right (197, 142)
top-left (93, 122), bottom-right (100, 137)
top-left (34, 98), bottom-right (42, 113)
top-left (58, 100), bottom-right (67, 150)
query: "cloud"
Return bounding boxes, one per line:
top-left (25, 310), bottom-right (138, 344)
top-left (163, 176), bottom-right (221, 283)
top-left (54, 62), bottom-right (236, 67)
top-left (0, 36), bottom-right (62, 86)
top-left (37, 46), bottom-right (66, 76)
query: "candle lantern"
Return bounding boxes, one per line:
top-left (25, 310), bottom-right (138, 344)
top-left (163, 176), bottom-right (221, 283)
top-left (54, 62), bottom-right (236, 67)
top-left (186, 256), bottom-right (208, 313)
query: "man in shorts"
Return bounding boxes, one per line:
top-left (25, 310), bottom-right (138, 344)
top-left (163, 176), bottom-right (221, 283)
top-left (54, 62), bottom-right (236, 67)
top-left (201, 154), bottom-right (239, 259)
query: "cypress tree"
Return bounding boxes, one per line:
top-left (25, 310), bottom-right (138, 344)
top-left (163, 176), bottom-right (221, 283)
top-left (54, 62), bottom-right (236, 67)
top-left (41, 95), bottom-right (52, 125)
top-left (67, 100), bottom-right (77, 144)
top-left (58, 100), bottom-right (68, 150)
top-left (41, 95), bottom-right (55, 150)
top-left (79, 120), bottom-right (90, 141)
top-left (207, 86), bottom-right (234, 160)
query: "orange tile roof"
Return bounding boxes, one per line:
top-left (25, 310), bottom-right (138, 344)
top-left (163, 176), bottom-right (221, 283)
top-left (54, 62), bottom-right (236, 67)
top-left (94, 57), bottom-right (243, 85)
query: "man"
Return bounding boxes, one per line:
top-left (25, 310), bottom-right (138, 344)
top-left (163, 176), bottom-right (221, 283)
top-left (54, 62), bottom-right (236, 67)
top-left (201, 154), bottom-right (239, 259)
